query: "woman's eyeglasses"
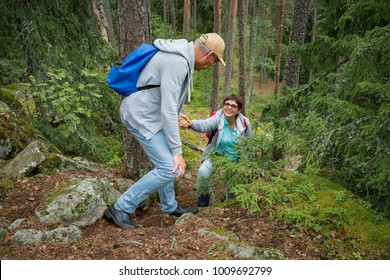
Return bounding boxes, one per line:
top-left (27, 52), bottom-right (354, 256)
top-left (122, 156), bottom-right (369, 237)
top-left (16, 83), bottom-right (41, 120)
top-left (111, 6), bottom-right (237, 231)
top-left (224, 102), bottom-right (238, 109)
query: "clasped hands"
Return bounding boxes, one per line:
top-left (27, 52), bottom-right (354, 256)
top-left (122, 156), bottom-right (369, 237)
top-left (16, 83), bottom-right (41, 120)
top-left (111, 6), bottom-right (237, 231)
top-left (178, 114), bottom-right (192, 129)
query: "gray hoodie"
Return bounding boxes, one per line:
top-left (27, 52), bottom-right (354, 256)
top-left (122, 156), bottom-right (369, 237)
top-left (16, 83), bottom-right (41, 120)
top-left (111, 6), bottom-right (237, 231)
top-left (120, 39), bottom-right (194, 155)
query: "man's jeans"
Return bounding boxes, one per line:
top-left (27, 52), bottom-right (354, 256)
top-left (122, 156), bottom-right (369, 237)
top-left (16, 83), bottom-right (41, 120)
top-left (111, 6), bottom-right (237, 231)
top-left (116, 119), bottom-right (178, 214)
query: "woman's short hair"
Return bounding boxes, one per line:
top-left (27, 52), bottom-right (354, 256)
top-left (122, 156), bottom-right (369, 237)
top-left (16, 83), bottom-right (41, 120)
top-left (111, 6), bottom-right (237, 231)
top-left (222, 94), bottom-right (243, 110)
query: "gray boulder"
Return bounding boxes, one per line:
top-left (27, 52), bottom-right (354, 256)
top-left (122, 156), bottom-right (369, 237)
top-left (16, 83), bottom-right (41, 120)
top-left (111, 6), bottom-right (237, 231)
top-left (35, 177), bottom-right (120, 227)
top-left (44, 226), bottom-right (82, 243)
top-left (8, 218), bottom-right (26, 230)
top-left (208, 242), bottom-right (285, 260)
top-left (198, 227), bottom-right (239, 241)
top-left (39, 154), bottom-right (106, 173)
top-left (11, 226), bottom-right (82, 246)
top-left (0, 140), bottom-right (51, 179)
top-left (11, 229), bottom-right (45, 246)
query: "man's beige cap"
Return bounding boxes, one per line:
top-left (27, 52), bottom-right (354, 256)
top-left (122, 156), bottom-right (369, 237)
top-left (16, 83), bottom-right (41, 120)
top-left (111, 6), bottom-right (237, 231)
top-left (199, 33), bottom-right (226, 67)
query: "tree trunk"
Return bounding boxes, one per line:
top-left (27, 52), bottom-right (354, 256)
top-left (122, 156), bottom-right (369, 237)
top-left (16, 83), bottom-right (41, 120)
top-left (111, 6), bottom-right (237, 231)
top-left (237, 0), bottom-right (247, 114)
top-left (247, 0), bottom-right (260, 106)
top-left (92, 0), bottom-right (109, 42)
top-left (211, 0), bottom-right (222, 111)
top-left (284, 0), bottom-right (310, 88)
top-left (193, 0), bottom-right (197, 41)
top-left (102, 0), bottom-right (116, 49)
top-left (259, 5), bottom-right (271, 88)
top-left (308, 6), bottom-right (317, 84)
top-left (222, 0), bottom-right (237, 98)
top-left (118, 0), bottom-right (153, 180)
top-left (273, 0), bottom-right (284, 95)
top-left (170, 0), bottom-right (176, 37)
top-left (222, 0), bottom-right (229, 38)
top-left (164, 0), bottom-right (168, 38)
top-left (183, 0), bottom-right (190, 40)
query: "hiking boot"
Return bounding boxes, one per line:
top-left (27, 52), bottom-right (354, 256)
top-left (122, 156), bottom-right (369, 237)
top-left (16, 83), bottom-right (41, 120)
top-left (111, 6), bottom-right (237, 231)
top-left (198, 194), bottom-right (210, 207)
top-left (169, 204), bottom-right (198, 217)
top-left (104, 204), bottom-right (137, 229)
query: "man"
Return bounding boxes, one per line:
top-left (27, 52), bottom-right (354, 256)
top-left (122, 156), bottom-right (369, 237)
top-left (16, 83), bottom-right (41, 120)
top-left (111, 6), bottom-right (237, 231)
top-left (105, 33), bottom-right (226, 229)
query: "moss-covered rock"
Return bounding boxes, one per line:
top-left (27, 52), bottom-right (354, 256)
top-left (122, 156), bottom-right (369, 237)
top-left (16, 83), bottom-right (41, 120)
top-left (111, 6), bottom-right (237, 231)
top-left (208, 242), bottom-right (285, 260)
top-left (44, 226), bottom-right (82, 243)
top-left (11, 229), bottom-right (45, 246)
top-left (198, 227), bottom-right (239, 241)
top-left (38, 154), bottom-right (105, 173)
top-left (35, 177), bottom-right (120, 227)
top-left (10, 226), bottom-right (82, 246)
top-left (0, 140), bottom-right (52, 179)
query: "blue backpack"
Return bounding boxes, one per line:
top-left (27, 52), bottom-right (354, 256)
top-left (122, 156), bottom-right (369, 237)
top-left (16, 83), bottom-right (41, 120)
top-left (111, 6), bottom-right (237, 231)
top-left (106, 43), bottom-right (160, 96)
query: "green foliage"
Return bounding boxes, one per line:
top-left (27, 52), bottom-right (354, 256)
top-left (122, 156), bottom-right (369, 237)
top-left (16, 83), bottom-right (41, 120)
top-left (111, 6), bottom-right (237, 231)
top-left (202, 114), bottom-right (390, 258)
top-left (19, 68), bottom-right (122, 164)
top-left (0, 0), bottom-right (113, 83)
top-left (261, 25), bottom-right (390, 215)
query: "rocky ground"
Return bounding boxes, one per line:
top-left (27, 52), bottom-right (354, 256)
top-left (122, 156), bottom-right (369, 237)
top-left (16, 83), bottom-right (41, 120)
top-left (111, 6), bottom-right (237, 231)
top-left (0, 167), bottom-right (326, 260)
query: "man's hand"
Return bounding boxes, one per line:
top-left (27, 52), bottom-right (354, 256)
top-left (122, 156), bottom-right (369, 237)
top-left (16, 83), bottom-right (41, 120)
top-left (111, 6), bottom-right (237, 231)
top-left (172, 154), bottom-right (186, 178)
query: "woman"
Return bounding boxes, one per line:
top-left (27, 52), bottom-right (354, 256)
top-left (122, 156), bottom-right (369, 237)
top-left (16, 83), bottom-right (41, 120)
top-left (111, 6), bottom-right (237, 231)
top-left (180, 94), bottom-right (252, 207)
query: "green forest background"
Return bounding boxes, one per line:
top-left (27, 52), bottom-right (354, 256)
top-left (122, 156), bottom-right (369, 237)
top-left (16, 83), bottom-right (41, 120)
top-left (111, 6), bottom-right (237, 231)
top-left (0, 0), bottom-right (389, 245)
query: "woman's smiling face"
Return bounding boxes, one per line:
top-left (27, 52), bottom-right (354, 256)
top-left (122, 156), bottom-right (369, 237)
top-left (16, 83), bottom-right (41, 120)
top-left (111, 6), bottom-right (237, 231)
top-left (223, 100), bottom-right (240, 117)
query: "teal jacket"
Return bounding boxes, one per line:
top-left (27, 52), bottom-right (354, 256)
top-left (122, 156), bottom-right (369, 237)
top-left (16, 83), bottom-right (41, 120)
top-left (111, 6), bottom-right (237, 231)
top-left (191, 109), bottom-right (252, 161)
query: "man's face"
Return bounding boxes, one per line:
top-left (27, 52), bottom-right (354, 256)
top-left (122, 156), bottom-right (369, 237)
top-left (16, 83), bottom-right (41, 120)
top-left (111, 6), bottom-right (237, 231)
top-left (194, 51), bottom-right (217, 70)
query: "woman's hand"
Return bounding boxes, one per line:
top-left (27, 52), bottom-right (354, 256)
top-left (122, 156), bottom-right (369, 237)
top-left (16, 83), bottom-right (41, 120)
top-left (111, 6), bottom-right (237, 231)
top-left (178, 114), bottom-right (192, 129)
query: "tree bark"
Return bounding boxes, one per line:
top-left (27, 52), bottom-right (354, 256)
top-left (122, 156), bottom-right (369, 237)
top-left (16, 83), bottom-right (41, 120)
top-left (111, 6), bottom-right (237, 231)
top-left (273, 0), bottom-right (284, 95)
top-left (222, 0), bottom-right (237, 98)
top-left (308, 6), bottom-right (317, 84)
top-left (237, 0), bottom-right (247, 114)
top-left (211, 0), bottom-right (222, 111)
top-left (259, 5), bottom-right (271, 88)
top-left (92, 0), bottom-right (109, 42)
top-left (170, 0), bottom-right (176, 37)
top-left (118, 0), bottom-right (153, 180)
top-left (284, 0), bottom-right (311, 88)
top-left (183, 0), bottom-right (190, 40)
top-left (247, 0), bottom-right (260, 106)
top-left (102, 0), bottom-right (116, 49)
top-left (193, 0), bottom-right (197, 41)
top-left (163, 0), bottom-right (168, 38)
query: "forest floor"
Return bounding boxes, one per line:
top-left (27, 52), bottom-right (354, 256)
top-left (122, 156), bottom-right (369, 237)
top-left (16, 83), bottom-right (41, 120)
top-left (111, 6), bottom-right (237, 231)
top-left (0, 168), bottom-right (327, 260)
top-left (0, 80), bottom-right (329, 260)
